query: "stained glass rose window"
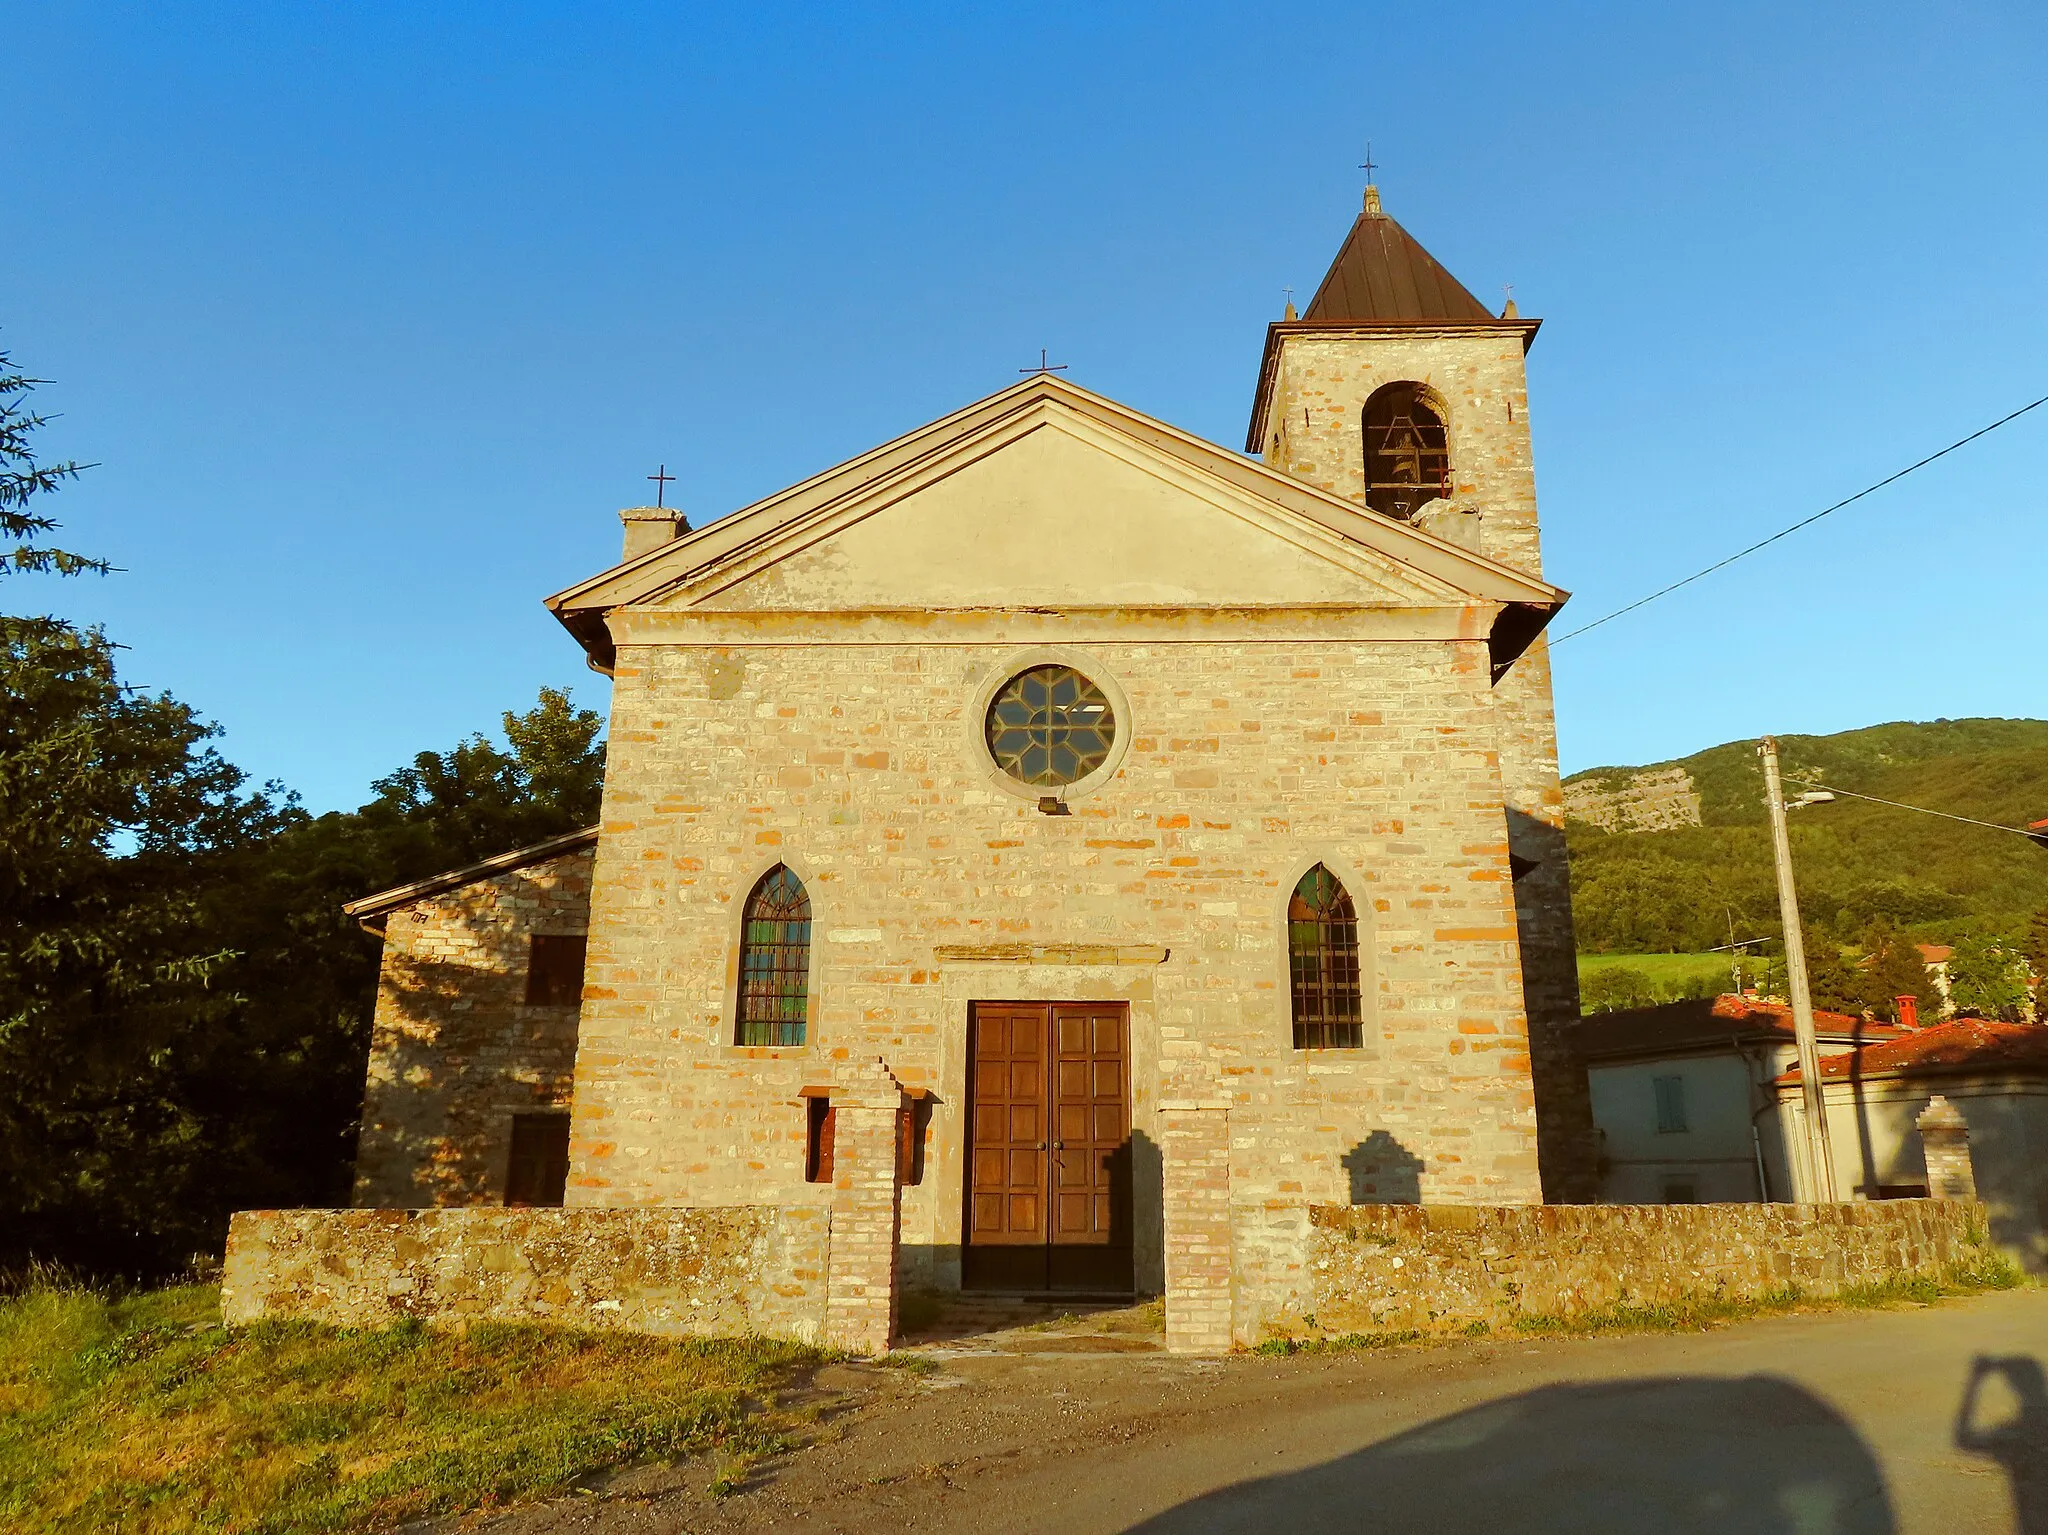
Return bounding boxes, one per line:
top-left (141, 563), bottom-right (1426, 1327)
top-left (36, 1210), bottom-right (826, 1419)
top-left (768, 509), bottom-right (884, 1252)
top-left (985, 665), bottom-right (1116, 787)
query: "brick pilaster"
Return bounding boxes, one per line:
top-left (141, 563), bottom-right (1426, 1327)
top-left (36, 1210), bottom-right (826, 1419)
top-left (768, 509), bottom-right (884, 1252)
top-left (1918, 1095), bottom-right (1978, 1203)
top-left (1160, 1103), bottom-right (1234, 1354)
top-left (823, 1056), bottom-right (904, 1355)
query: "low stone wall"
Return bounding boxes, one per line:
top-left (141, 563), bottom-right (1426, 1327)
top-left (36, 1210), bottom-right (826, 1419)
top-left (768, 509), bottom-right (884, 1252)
top-left (222, 1206), bottom-right (830, 1343)
top-left (1296, 1200), bottom-right (1990, 1338)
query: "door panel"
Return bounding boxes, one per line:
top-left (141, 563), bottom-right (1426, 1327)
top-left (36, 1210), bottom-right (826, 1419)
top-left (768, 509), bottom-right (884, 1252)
top-left (968, 1005), bottom-right (1046, 1247)
top-left (965, 1001), bottom-right (1132, 1292)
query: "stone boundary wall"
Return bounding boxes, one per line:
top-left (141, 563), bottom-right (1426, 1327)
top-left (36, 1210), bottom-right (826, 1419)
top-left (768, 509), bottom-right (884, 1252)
top-left (222, 1206), bottom-right (830, 1344)
top-left (1293, 1200), bottom-right (1989, 1340)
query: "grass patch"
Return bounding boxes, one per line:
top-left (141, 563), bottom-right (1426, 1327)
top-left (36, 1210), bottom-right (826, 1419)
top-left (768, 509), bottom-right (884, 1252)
top-left (1255, 1256), bottom-right (2026, 1357)
top-left (1255, 1328), bottom-right (1427, 1357)
top-left (1577, 952), bottom-right (1739, 989)
top-left (0, 1281), bottom-right (828, 1534)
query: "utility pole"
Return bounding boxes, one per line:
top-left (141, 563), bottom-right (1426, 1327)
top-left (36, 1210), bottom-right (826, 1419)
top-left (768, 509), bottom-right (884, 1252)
top-left (1760, 737), bottom-right (1837, 1202)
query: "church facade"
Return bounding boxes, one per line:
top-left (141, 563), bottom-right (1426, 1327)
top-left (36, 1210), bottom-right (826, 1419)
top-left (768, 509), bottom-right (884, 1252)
top-left (344, 187), bottom-right (1595, 1304)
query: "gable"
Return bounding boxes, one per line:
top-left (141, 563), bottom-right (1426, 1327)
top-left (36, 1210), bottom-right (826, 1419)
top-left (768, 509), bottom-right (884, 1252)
top-left (687, 417), bottom-right (1446, 612)
top-left (547, 376), bottom-right (1564, 667)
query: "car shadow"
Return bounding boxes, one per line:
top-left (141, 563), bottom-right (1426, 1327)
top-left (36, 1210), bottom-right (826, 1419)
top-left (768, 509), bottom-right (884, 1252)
top-left (1123, 1375), bottom-right (1895, 1533)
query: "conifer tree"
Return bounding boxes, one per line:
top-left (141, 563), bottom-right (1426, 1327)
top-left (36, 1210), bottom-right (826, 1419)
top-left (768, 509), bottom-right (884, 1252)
top-left (1859, 920), bottom-right (1941, 1023)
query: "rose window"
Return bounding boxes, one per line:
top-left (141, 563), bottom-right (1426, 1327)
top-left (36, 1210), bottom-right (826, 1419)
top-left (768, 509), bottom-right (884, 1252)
top-left (985, 665), bottom-right (1116, 787)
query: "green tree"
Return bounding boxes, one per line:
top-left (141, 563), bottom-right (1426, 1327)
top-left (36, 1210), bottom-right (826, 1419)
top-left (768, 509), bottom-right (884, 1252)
top-left (0, 619), bottom-right (292, 1270)
top-left (1, 351), bottom-right (102, 580)
top-left (2026, 905), bottom-right (2048, 1016)
top-left (0, 345), bottom-right (611, 1277)
top-left (1947, 934), bottom-right (2030, 1022)
top-left (1802, 934), bottom-right (1864, 1016)
top-left (1580, 966), bottom-right (1658, 1013)
top-left (1, 350), bottom-right (297, 1271)
top-left (350, 686), bottom-right (605, 879)
top-left (1858, 920), bottom-right (1940, 1024)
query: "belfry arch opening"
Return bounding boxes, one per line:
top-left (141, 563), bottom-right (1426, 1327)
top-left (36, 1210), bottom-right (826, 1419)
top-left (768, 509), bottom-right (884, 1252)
top-left (1361, 382), bottom-right (1450, 519)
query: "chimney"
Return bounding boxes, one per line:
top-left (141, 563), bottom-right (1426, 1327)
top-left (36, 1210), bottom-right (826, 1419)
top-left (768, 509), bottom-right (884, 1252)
top-left (1896, 994), bottom-right (1919, 1029)
top-left (619, 505), bottom-right (688, 562)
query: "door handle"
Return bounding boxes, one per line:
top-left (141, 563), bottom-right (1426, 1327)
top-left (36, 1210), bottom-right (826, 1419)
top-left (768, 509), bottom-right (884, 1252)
top-left (1053, 1140), bottom-right (1065, 1150)
top-left (1036, 1140), bottom-right (1047, 1150)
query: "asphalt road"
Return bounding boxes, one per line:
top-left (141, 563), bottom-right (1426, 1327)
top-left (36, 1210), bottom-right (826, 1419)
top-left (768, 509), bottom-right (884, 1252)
top-left (445, 1287), bottom-right (2048, 1535)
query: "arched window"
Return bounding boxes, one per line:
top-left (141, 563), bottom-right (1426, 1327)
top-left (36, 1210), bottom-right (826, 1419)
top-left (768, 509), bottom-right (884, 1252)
top-left (737, 864), bottom-right (811, 1046)
top-left (1362, 382), bottom-right (1450, 519)
top-left (1289, 865), bottom-right (1363, 1049)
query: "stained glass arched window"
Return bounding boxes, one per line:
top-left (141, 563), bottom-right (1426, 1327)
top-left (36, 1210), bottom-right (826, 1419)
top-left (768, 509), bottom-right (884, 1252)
top-left (985, 665), bottom-right (1116, 788)
top-left (1362, 382), bottom-right (1450, 519)
top-left (736, 864), bottom-right (811, 1047)
top-left (1289, 865), bottom-right (1364, 1049)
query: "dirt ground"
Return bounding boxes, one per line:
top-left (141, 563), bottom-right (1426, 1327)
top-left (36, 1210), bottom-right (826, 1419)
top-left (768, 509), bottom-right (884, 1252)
top-left (421, 1287), bottom-right (2048, 1534)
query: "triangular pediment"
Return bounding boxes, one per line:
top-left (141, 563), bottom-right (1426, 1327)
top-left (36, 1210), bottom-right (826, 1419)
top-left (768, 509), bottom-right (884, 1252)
top-left (547, 377), bottom-right (1563, 652)
top-left (688, 412), bottom-right (1452, 612)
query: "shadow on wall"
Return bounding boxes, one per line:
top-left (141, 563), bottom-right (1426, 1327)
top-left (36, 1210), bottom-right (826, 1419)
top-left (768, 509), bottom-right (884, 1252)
top-left (1344, 1132), bottom-right (1423, 1205)
top-left (355, 951), bottom-right (579, 1208)
top-left (1950, 1105), bottom-right (2048, 1274)
top-left (1125, 1376), bottom-right (1897, 1534)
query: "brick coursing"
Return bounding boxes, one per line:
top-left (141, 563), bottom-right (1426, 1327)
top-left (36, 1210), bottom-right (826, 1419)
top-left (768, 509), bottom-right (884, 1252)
top-left (351, 848), bottom-right (593, 1208)
top-left (1161, 1107), bottom-right (1234, 1354)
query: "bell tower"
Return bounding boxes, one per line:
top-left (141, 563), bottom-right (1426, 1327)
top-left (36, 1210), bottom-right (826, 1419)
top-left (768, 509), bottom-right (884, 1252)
top-left (1251, 182), bottom-right (1597, 1202)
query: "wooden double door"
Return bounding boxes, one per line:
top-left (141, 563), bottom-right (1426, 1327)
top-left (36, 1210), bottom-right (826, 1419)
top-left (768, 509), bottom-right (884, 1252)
top-left (965, 1001), bottom-right (1133, 1293)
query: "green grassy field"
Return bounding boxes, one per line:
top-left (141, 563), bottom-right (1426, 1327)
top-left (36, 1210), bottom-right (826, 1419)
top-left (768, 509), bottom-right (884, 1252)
top-left (1576, 951), bottom-right (1762, 1012)
top-left (0, 1280), bottom-right (825, 1535)
top-left (1577, 952), bottom-right (1742, 990)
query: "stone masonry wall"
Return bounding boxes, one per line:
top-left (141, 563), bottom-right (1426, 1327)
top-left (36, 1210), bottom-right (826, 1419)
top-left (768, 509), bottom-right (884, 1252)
top-left (221, 1205), bottom-right (829, 1342)
top-left (572, 630), bottom-right (1547, 1287)
top-left (1287, 1200), bottom-right (1990, 1341)
top-left (1259, 322), bottom-right (1597, 1201)
top-left (352, 847), bottom-right (593, 1207)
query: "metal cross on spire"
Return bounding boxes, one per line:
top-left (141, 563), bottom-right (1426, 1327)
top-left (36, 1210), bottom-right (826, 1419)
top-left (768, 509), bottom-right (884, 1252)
top-left (646, 464), bottom-right (675, 508)
top-left (1359, 141), bottom-right (1377, 184)
top-left (1019, 349), bottom-right (1069, 376)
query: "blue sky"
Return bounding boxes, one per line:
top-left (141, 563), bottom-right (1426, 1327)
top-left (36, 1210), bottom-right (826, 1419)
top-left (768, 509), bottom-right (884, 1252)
top-left (10, 1), bottom-right (2045, 811)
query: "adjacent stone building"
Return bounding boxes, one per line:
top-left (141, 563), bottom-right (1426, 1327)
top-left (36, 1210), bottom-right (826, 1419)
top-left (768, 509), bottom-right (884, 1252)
top-left (343, 185), bottom-right (1597, 1318)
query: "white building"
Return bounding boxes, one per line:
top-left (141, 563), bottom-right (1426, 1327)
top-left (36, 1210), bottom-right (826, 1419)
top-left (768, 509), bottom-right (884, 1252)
top-left (1580, 996), bottom-right (1899, 1204)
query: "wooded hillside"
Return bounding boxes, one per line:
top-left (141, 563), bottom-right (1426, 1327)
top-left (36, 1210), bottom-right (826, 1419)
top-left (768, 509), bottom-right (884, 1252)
top-left (1566, 719), bottom-right (2048, 955)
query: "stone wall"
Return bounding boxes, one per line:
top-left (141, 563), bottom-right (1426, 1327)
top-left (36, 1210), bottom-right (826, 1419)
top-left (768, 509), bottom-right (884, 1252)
top-left (222, 1206), bottom-right (830, 1343)
top-left (1286, 1200), bottom-right (1989, 1340)
top-left (352, 846), bottom-right (593, 1207)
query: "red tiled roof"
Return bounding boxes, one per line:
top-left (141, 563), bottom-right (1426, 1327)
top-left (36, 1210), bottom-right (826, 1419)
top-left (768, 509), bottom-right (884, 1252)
top-left (1776, 1018), bottom-right (2048, 1085)
top-left (1917, 944), bottom-right (1953, 963)
top-left (1577, 994), bottom-right (1904, 1061)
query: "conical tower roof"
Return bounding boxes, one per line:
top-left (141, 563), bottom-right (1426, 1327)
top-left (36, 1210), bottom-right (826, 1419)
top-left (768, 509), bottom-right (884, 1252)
top-left (1302, 187), bottom-right (1494, 323)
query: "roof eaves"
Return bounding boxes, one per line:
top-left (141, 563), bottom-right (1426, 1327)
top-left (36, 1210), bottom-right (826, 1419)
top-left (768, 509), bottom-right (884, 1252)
top-left (342, 826), bottom-right (600, 929)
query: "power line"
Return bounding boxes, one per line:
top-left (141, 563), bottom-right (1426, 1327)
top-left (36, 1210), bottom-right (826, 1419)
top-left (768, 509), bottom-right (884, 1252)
top-left (1551, 394), bottom-right (2048, 645)
top-left (1788, 778), bottom-right (2045, 844)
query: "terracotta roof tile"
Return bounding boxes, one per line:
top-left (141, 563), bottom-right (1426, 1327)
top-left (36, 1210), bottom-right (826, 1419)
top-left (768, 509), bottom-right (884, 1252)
top-left (1578, 994), bottom-right (1903, 1061)
top-left (1777, 1018), bottom-right (2048, 1085)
